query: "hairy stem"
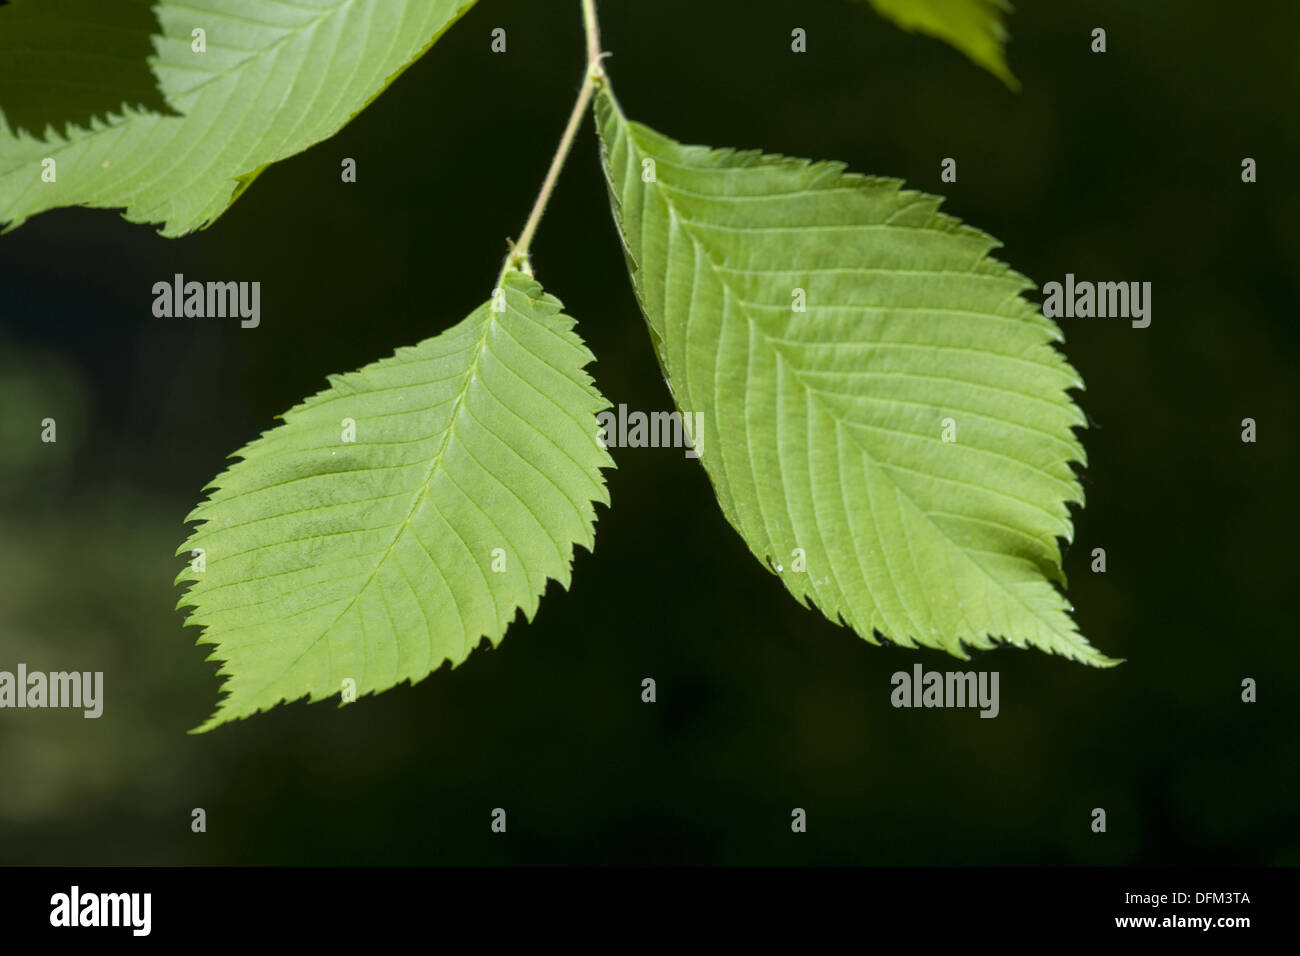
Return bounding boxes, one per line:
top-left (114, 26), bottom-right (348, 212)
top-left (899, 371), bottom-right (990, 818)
top-left (581, 0), bottom-right (603, 76)
top-left (500, 0), bottom-right (606, 285)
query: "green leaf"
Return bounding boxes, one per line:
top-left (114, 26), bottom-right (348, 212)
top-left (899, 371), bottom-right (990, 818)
top-left (860, 0), bottom-right (1019, 89)
top-left (0, 0), bottom-right (477, 236)
top-left (176, 271), bottom-right (615, 732)
top-left (595, 85), bottom-right (1114, 667)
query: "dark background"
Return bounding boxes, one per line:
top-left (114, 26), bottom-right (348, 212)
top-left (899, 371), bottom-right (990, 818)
top-left (0, 0), bottom-right (1295, 865)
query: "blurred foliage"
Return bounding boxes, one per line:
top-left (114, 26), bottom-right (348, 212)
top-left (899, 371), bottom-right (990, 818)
top-left (0, 0), bottom-right (171, 139)
top-left (0, 0), bottom-right (1296, 864)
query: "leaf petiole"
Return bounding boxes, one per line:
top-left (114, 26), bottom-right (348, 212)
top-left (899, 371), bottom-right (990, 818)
top-left (499, 0), bottom-right (607, 287)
